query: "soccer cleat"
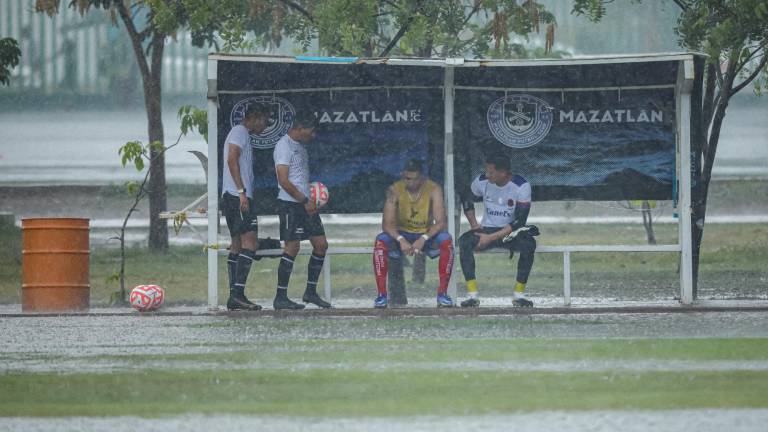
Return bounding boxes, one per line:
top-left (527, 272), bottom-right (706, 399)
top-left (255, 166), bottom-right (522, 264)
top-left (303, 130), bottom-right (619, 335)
top-left (513, 297), bottom-right (534, 308)
top-left (460, 297), bottom-right (480, 308)
top-left (436, 293), bottom-right (454, 308)
top-left (273, 297), bottom-right (306, 310)
top-left (302, 292), bottom-right (332, 309)
top-left (374, 294), bottom-right (388, 309)
top-left (227, 294), bottom-right (262, 311)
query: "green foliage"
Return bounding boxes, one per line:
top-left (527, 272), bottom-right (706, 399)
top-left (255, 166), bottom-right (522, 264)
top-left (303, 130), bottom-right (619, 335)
top-left (572, 0), bottom-right (644, 22)
top-left (125, 181), bottom-right (139, 197)
top-left (118, 140), bottom-right (145, 171)
top-left (0, 37), bottom-right (21, 86)
top-left (315, 0), bottom-right (379, 56)
top-left (178, 105), bottom-right (208, 141)
top-left (149, 140), bottom-right (165, 154)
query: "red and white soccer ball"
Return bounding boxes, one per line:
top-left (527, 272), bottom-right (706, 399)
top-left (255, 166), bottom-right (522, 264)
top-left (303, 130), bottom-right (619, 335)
top-left (309, 181), bottom-right (329, 207)
top-left (130, 284), bottom-right (165, 312)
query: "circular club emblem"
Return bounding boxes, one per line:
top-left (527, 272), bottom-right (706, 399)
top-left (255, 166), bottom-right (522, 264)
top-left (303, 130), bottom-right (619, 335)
top-left (230, 96), bottom-right (296, 149)
top-left (487, 94), bottom-right (553, 148)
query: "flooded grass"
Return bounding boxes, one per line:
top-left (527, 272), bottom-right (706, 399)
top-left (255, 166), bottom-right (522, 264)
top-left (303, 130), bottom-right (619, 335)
top-left (0, 313), bottom-right (767, 428)
top-left (1, 368), bottom-right (767, 417)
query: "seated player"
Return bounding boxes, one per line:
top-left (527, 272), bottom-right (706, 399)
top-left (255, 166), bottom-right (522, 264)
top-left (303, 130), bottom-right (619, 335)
top-left (372, 159), bottom-right (454, 308)
top-left (459, 152), bottom-right (538, 308)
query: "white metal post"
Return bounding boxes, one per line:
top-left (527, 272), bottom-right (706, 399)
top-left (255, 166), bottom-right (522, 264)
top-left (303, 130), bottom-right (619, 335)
top-left (206, 58), bottom-right (219, 311)
top-left (677, 59), bottom-right (695, 305)
top-left (443, 64), bottom-right (457, 300)
top-left (563, 251), bottom-right (571, 306)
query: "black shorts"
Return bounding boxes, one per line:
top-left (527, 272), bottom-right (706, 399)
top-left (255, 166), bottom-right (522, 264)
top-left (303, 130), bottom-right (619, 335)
top-left (278, 200), bottom-right (325, 241)
top-left (222, 192), bottom-right (258, 237)
top-left (466, 226), bottom-right (535, 252)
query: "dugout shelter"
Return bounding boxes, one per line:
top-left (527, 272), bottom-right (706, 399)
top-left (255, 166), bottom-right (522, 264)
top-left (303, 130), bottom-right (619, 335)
top-left (206, 52), bottom-right (705, 309)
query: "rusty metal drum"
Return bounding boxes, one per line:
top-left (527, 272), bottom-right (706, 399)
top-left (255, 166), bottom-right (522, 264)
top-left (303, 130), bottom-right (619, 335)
top-left (22, 218), bottom-right (90, 312)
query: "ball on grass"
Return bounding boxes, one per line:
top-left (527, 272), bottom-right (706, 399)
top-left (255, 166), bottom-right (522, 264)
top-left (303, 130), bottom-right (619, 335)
top-left (130, 285), bottom-right (165, 312)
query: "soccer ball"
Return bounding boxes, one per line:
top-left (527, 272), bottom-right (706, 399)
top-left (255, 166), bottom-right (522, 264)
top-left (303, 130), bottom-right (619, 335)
top-left (309, 181), bottom-right (329, 207)
top-left (130, 285), bottom-right (165, 312)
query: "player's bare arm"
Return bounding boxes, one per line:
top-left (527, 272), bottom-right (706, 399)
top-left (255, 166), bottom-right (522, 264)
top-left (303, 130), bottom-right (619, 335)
top-left (276, 164), bottom-right (317, 215)
top-left (227, 143), bottom-right (248, 212)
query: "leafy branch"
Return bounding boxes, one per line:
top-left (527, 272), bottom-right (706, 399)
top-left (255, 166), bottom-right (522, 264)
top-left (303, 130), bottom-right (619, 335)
top-left (107, 105), bottom-right (208, 305)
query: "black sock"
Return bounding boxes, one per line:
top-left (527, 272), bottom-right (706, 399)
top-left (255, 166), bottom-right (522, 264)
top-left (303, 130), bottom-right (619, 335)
top-left (233, 249), bottom-right (255, 296)
top-left (227, 253), bottom-right (238, 291)
top-left (306, 253), bottom-right (325, 295)
top-left (276, 253), bottom-right (295, 299)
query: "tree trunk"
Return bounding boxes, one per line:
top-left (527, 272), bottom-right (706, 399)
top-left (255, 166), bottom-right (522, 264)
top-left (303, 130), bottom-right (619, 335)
top-left (144, 34), bottom-right (168, 251)
top-left (117, 4), bottom-right (169, 251)
top-left (690, 64), bottom-right (717, 297)
top-left (641, 201), bottom-right (656, 245)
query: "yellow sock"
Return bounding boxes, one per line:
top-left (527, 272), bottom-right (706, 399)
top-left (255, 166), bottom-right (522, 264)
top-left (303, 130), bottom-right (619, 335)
top-left (514, 281), bottom-right (526, 294)
top-left (466, 279), bottom-right (478, 295)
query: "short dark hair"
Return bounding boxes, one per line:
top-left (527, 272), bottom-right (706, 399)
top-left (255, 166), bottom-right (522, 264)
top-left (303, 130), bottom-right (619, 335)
top-left (485, 152), bottom-right (511, 172)
top-left (292, 111), bottom-right (320, 129)
top-left (403, 158), bottom-right (424, 173)
top-left (244, 103), bottom-right (270, 118)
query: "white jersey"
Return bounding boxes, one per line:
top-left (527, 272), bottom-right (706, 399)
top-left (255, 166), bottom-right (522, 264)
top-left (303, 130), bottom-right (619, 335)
top-left (470, 174), bottom-right (532, 228)
top-left (273, 134), bottom-right (310, 202)
top-left (221, 124), bottom-right (254, 199)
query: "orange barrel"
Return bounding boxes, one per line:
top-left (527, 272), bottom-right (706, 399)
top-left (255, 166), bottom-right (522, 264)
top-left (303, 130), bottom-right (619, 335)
top-left (22, 218), bottom-right (90, 312)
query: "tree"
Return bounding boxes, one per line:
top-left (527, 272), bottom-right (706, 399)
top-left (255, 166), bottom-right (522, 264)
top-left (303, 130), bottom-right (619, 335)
top-left (239, 0), bottom-right (558, 58)
top-left (35, 0), bottom-right (559, 250)
top-left (573, 0), bottom-right (768, 296)
top-left (34, 0), bottom-right (276, 251)
top-left (0, 37), bottom-right (21, 86)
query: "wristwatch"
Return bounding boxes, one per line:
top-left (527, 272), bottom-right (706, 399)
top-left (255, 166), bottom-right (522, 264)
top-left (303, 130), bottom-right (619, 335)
top-left (237, 188), bottom-right (245, 194)
top-left (302, 196), bottom-right (310, 204)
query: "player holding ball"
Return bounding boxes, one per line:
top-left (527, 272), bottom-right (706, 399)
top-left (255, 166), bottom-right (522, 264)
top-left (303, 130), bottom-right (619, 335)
top-left (272, 111), bottom-right (332, 310)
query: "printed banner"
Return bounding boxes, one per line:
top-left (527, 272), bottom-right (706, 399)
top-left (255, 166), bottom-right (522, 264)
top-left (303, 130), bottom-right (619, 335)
top-left (454, 88), bottom-right (677, 200)
top-left (217, 89), bottom-right (444, 214)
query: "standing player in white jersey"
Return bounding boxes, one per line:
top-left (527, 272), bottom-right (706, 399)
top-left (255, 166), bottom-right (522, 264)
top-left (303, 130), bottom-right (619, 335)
top-left (221, 103), bottom-right (270, 311)
top-left (459, 152), bottom-right (538, 307)
top-left (272, 111), bottom-right (331, 310)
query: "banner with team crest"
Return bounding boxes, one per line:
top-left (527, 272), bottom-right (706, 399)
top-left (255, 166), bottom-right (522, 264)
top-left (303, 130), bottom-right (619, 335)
top-left (216, 60), bottom-right (445, 214)
top-left (215, 56), bottom-right (702, 210)
top-left (454, 88), bottom-right (677, 200)
top-left (217, 89), bottom-right (443, 214)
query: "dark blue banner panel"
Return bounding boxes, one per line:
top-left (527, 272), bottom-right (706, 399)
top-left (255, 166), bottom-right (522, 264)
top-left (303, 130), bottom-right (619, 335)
top-left (455, 88), bottom-right (676, 200)
top-left (217, 89), bottom-right (443, 214)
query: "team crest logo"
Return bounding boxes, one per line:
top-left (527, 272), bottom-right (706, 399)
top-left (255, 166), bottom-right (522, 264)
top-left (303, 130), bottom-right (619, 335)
top-left (507, 199), bottom-right (515, 207)
top-left (230, 96), bottom-right (296, 149)
top-left (487, 94), bottom-right (553, 148)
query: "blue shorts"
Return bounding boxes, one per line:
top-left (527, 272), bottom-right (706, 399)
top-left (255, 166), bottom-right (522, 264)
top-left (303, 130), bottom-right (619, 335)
top-left (374, 230), bottom-right (452, 259)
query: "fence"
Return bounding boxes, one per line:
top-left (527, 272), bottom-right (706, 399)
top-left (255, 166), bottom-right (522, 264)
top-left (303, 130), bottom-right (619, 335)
top-left (0, 1), bottom-right (207, 96)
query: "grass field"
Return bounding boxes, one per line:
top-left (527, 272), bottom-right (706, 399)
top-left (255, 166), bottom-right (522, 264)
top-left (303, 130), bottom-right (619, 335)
top-left (1, 313), bottom-right (767, 428)
top-left (2, 220), bottom-right (767, 305)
